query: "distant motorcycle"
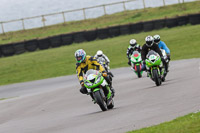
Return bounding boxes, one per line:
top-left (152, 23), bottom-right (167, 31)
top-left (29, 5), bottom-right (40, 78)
top-left (84, 69), bottom-right (114, 111)
top-left (130, 51), bottom-right (143, 78)
top-left (97, 57), bottom-right (114, 78)
top-left (145, 50), bottom-right (165, 86)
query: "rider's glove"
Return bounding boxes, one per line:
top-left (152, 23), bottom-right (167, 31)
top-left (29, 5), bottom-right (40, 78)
top-left (102, 72), bottom-right (107, 77)
top-left (80, 81), bottom-right (84, 87)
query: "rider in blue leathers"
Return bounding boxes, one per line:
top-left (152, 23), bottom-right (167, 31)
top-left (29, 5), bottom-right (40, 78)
top-left (153, 35), bottom-right (170, 72)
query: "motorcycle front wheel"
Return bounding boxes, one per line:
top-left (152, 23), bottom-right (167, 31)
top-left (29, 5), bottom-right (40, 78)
top-left (152, 69), bottom-right (162, 86)
top-left (93, 90), bottom-right (108, 111)
top-left (136, 65), bottom-right (142, 78)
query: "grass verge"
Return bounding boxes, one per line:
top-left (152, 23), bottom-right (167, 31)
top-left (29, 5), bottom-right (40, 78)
top-left (0, 24), bottom-right (200, 85)
top-left (0, 1), bottom-right (200, 44)
top-left (127, 111), bottom-right (200, 133)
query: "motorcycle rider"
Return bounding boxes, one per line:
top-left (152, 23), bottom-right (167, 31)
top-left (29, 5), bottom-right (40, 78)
top-left (75, 49), bottom-right (115, 97)
top-left (141, 35), bottom-right (166, 71)
top-left (94, 50), bottom-right (110, 66)
top-left (127, 39), bottom-right (142, 65)
top-left (153, 34), bottom-right (170, 72)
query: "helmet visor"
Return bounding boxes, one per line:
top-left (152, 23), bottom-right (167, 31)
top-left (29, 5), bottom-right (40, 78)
top-left (77, 56), bottom-right (82, 61)
top-left (97, 55), bottom-right (102, 57)
top-left (146, 41), bottom-right (153, 47)
top-left (154, 39), bottom-right (160, 43)
top-left (130, 43), bottom-right (136, 47)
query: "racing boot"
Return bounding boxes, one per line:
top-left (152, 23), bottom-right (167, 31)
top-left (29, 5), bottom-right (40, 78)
top-left (103, 73), bottom-right (115, 97)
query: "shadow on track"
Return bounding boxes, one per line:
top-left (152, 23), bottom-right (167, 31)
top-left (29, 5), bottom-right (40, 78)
top-left (77, 107), bottom-right (119, 117)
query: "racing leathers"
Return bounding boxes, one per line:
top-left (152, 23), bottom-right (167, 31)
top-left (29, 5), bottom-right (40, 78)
top-left (158, 41), bottom-right (170, 60)
top-left (127, 44), bottom-right (142, 65)
top-left (94, 53), bottom-right (110, 66)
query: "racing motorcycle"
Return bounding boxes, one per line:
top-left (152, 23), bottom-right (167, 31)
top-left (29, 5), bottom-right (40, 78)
top-left (83, 69), bottom-right (114, 111)
top-left (145, 50), bottom-right (165, 86)
top-left (130, 51), bottom-right (143, 78)
top-left (97, 57), bottom-right (114, 78)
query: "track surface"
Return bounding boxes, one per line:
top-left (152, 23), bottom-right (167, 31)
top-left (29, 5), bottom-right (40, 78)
top-left (0, 58), bottom-right (200, 133)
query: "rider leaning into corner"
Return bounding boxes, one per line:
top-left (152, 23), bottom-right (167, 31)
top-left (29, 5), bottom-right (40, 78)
top-left (75, 49), bottom-right (115, 97)
top-left (126, 39), bottom-right (142, 65)
top-left (94, 50), bottom-right (110, 66)
top-left (153, 34), bottom-right (171, 72)
top-left (141, 35), bottom-right (166, 71)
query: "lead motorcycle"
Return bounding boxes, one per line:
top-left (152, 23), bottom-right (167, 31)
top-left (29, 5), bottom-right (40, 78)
top-left (145, 50), bottom-right (165, 86)
top-left (130, 51), bottom-right (143, 78)
top-left (83, 69), bottom-right (114, 111)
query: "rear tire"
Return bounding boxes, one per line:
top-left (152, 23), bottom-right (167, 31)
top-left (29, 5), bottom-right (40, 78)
top-left (152, 69), bottom-right (162, 86)
top-left (93, 90), bottom-right (108, 111)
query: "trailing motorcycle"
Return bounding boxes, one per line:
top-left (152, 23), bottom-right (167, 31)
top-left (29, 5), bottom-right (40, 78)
top-left (84, 69), bottom-right (114, 111)
top-left (97, 57), bottom-right (114, 78)
top-left (130, 51), bottom-right (143, 78)
top-left (145, 50), bottom-right (165, 86)
top-left (160, 49), bottom-right (169, 81)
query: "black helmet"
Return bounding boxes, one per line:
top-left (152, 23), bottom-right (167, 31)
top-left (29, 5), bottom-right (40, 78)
top-left (145, 35), bottom-right (154, 47)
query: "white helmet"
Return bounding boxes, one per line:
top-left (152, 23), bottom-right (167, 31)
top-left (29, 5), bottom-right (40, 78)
top-left (97, 50), bottom-right (103, 57)
top-left (129, 39), bottom-right (137, 47)
top-left (153, 34), bottom-right (161, 44)
top-left (145, 35), bottom-right (154, 47)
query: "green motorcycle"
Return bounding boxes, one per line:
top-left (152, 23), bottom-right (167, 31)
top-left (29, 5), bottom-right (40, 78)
top-left (145, 50), bottom-right (165, 86)
top-left (130, 51), bottom-right (143, 78)
top-left (84, 69), bottom-right (114, 111)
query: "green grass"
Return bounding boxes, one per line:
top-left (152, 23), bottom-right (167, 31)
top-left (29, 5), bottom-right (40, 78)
top-left (0, 98), bottom-right (6, 100)
top-left (127, 112), bottom-right (200, 133)
top-left (0, 1), bottom-right (200, 44)
top-left (0, 24), bottom-right (200, 86)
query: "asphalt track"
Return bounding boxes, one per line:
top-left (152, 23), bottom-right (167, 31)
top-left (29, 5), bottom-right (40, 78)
top-left (0, 58), bottom-right (200, 133)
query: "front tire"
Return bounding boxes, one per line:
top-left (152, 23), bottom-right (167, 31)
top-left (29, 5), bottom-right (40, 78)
top-left (93, 90), bottom-right (108, 111)
top-left (152, 69), bottom-right (162, 86)
top-left (136, 65), bottom-right (142, 78)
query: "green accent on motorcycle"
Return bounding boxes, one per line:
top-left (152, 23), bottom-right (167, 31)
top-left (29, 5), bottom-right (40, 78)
top-left (145, 57), bottom-right (161, 67)
top-left (84, 76), bottom-right (104, 89)
top-left (93, 88), bottom-right (100, 92)
top-left (106, 85), bottom-right (112, 99)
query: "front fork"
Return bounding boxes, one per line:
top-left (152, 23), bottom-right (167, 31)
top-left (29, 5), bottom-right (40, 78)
top-left (150, 66), bottom-right (162, 79)
top-left (131, 63), bottom-right (142, 71)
